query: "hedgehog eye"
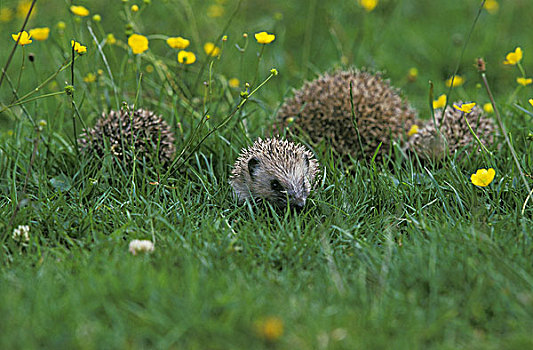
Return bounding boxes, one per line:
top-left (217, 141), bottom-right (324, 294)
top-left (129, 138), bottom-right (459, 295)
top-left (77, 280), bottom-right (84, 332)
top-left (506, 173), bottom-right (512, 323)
top-left (270, 179), bottom-right (284, 192)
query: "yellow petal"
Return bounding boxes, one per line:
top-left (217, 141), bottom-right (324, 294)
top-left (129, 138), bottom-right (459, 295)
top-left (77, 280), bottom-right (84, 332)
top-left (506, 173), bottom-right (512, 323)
top-left (254, 31), bottom-right (275, 44)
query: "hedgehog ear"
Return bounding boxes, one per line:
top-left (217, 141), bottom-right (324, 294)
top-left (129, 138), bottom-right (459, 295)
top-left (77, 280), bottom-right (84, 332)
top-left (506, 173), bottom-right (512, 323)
top-left (248, 157), bottom-right (260, 179)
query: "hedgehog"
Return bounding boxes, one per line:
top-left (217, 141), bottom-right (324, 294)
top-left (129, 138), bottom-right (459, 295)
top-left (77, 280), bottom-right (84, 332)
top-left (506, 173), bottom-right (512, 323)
top-left (229, 138), bottom-right (319, 210)
top-left (276, 69), bottom-right (417, 161)
top-left (406, 103), bottom-right (496, 161)
top-left (79, 108), bottom-right (176, 166)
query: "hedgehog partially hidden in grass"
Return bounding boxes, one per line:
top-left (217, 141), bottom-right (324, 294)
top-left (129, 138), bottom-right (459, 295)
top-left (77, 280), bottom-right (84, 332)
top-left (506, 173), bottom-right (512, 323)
top-left (277, 69), bottom-right (417, 161)
top-left (79, 108), bottom-right (176, 166)
top-left (229, 138), bottom-right (319, 210)
top-left (406, 103), bottom-right (496, 161)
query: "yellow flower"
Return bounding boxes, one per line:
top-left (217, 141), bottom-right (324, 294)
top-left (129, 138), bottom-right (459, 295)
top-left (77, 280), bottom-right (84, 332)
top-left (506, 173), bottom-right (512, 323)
top-left (529, 99), bottom-right (533, 107)
top-left (503, 47), bottom-right (522, 65)
top-left (484, 0), bottom-right (499, 14)
top-left (453, 102), bottom-right (476, 113)
top-left (207, 4), bottom-right (224, 18)
top-left (178, 50), bottom-right (196, 64)
top-left (517, 77), bottom-right (532, 86)
top-left (255, 317), bottom-right (284, 341)
top-left (0, 8), bottom-right (14, 22)
top-left (83, 73), bottom-right (96, 83)
top-left (358, 0), bottom-right (378, 12)
top-left (70, 5), bottom-right (90, 17)
top-left (432, 94), bottom-right (447, 109)
top-left (17, 1), bottom-right (35, 18)
top-left (407, 124), bottom-right (419, 136)
top-left (71, 40), bottom-right (87, 54)
top-left (483, 103), bottom-right (494, 113)
top-left (445, 76), bottom-right (464, 87)
top-left (229, 78), bottom-right (240, 88)
top-left (204, 42), bottom-right (221, 56)
top-left (471, 168), bottom-right (496, 187)
top-left (92, 14), bottom-right (101, 22)
top-left (407, 67), bottom-right (418, 82)
top-left (166, 36), bottom-right (190, 49)
top-left (254, 31), bottom-right (275, 44)
top-left (131, 4), bottom-right (139, 12)
top-left (29, 27), bottom-right (50, 41)
top-left (11, 31), bottom-right (32, 46)
top-left (128, 34), bottom-right (149, 54)
top-left (106, 33), bottom-right (117, 45)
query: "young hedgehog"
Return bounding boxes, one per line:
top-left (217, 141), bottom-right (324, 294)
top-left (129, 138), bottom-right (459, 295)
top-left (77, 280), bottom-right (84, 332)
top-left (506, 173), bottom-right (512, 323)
top-left (276, 69), bottom-right (418, 161)
top-left (79, 108), bottom-right (176, 166)
top-left (406, 102), bottom-right (496, 161)
top-left (229, 138), bottom-right (319, 210)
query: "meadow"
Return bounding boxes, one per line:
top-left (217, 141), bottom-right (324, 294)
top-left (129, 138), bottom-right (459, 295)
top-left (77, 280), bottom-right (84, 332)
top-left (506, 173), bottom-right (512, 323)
top-left (1, 0), bottom-right (533, 348)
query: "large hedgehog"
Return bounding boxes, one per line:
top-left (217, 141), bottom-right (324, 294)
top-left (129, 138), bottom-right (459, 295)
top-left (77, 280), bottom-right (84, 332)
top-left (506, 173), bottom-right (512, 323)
top-left (277, 69), bottom-right (417, 161)
top-left (229, 138), bottom-right (319, 210)
top-left (406, 103), bottom-right (496, 161)
top-left (79, 108), bottom-right (176, 166)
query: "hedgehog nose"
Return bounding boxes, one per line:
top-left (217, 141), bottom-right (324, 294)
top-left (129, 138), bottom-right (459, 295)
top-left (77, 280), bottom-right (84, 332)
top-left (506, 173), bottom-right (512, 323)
top-left (291, 197), bottom-right (306, 210)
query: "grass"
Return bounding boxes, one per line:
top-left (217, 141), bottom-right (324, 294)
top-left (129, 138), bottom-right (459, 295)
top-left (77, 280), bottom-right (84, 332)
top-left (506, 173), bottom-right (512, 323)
top-left (1, 0), bottom-right (533, 348)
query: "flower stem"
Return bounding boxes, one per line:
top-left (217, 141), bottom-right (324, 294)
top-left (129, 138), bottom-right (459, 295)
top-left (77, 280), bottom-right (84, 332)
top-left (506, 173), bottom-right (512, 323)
top-left (478, 62), bottom-right (531, 204)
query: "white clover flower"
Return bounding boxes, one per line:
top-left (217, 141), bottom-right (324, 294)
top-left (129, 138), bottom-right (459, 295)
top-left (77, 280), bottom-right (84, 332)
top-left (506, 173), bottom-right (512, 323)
top-left (128, 239), bottom-right (154, 255)
top-left (12, 225), bottom-right (30, 243)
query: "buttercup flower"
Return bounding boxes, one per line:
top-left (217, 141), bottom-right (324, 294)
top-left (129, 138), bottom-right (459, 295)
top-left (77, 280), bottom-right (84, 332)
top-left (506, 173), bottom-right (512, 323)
top-left (128, 34), bottom-right (149, 54)
top-left (229, 78), bottom-right (240, 88)
top-left (17, 1), bottom-right (35, 18)
top-left (503, 47), bottom-right (522, 65)
top-left (484, 0), bottom-right (499, 14)
top-left (255, 316), bottom-right (284, 341)
top-left (12, 31), bottom-right (32, 45)
top-left (432, 94), bottom-right (447, 109)
top-left (204, 42), bottom-right (221, 56)
top-left (529, 99), bottom-right (533, 107)
top-left (29, 27), bottom-right (50, 41)
top-left (178, 50), bottom-right (196, 64)
top-left (70, 5), bottom-right (90, 17)
top-left (358, 0), bottom-right (378, 12)
top-left (0, 8), bottom-right (14, 22)
top-left (254, 31), bottom-right (275, 44)
top-left (128, 239), bottom-right (154, 255)
top-left (471, 168), bottom-right (496, 187)
top-left (453, 102), bottom-right (476, 113)
top-left (407, 124), bottom-right (419, 136)
top-left (407, 67), bottom-right (418, 82)
top-left (166, 36), bottom-right (190, 49)
top-left (483, 103), bottom-right (494, 113)
top-left (83, 73), bottom-right (96, 83)
top-left (207, 4), bottom-right (224, 17)
top-left (106, 33), bottom-right (117, 45)
top-left (517, 77), bottom-right (532, 86)
top-left (131, 4), bottom-right (139, 12)
top-left (446, 76), bottom-right (464, 87)
top-left (71, 40), bottom-right (87, 54)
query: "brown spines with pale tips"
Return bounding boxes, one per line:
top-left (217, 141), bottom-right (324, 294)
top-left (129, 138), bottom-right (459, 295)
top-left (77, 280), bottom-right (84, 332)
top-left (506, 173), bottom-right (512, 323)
top-left (406, 103), bottom-right (496, 161)
top-left (79, 108), bottom-right (176, 166)
top-left (277, 69), bottom-right (417, 161)
top-left (229, 138), bottom-right (319, 210)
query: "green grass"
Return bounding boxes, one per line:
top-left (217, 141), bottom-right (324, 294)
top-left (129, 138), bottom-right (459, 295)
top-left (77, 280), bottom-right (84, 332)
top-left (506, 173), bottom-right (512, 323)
top-left (1, 0), bottom-right (533, 348)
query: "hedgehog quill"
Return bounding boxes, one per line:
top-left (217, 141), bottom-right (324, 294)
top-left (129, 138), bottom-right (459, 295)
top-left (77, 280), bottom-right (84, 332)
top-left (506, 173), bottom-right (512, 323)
top-left (229, 138), bottom-right (319, 210)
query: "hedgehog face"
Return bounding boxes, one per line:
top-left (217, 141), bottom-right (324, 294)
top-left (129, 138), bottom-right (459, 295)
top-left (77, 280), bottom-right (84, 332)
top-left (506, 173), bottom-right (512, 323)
top-left (247, 154), bottom-right (315, 210)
